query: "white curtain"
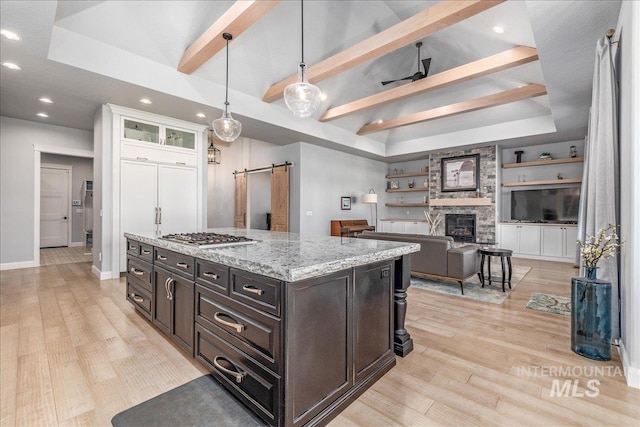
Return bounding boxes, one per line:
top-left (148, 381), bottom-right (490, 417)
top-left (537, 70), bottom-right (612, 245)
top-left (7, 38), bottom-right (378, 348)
top-left (577, 36), bottom-right (620, 337)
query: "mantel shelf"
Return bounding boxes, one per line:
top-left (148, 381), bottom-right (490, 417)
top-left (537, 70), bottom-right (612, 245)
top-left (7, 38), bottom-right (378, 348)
top-left (386, 171), bottom-right (429, 179)
top-left (386, 187), bottom-right (429, 193)
top-left (430, 198), bottom-right (492, 206)
top-left (502, 178), bottom-right (582, 187)
top-left (385, 203), bottom-right (429, 207)
top-left (503, 157), bottom-right (584, 168)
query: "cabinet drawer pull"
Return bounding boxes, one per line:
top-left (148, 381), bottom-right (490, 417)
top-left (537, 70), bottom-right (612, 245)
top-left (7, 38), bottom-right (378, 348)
top-left (136, 157), bottom-right (148, 161)
top-left (242, 284), bottom-right (264, 296)
top-left (141, 249), bottom-right (151, 255)
top-left (129, 292), bottom-right (144, 303)
top-left (213, 356), bottom-right (246, 383)
top-left (213, 312), bottom-right (245, 333)
top-left (157, 255), bottom-right (168, 261)
top-left (130, 267), bottom-right (144, 276)
top-left (202, 272), bottom-right (219, 280)
top-left (129, 245), bottom-right (137, 250)
top-left (176, 162), bottom-right (186, 165)
top-left (176, 262), bottom-right (189, 269)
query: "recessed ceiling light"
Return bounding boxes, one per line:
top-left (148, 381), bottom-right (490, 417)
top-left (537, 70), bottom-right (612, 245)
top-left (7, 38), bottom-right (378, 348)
top-left (139, 98), bottom-right (152, 104)
top-left (0, 29), bottom-right (21, 41)
top-left (320, 92), bottom-right (328, 101)
top-left (493, 26), bottom-right (505, 34)
top-left (39, 97), bottom-right (53, 104)
top-left (2, 62), bottom-right (21, 70)
top-left (196, 113), bottom-right (206, 118)
top-left (37, 112), bottom-right (49, 118)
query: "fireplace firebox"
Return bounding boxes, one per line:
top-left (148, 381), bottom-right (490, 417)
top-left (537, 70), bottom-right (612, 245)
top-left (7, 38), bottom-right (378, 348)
top-left (445, 214), bottom-right (476, 243)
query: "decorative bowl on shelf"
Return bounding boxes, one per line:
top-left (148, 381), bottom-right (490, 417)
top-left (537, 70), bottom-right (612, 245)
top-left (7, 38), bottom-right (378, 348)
top-left (539, 152), bottom-right (552, 160)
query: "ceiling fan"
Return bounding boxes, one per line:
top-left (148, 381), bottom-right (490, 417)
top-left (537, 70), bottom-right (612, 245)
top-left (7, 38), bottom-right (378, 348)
top-left (381, 42), bottom-right (431, 86)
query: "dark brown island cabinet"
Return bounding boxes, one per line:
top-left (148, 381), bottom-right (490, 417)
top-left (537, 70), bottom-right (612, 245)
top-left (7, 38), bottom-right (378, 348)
top-left (125, 237), bottom-right (414, 426)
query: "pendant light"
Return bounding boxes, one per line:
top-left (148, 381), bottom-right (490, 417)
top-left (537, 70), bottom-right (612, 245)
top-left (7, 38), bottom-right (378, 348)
top-left (284, 0), bottom-right (322, 118)
top-left (212, 32), bottom-right (241, 142)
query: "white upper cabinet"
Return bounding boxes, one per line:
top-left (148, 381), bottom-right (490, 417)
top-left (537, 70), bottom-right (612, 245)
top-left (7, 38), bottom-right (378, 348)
top-left (119, 116), bottom-right (200, 166)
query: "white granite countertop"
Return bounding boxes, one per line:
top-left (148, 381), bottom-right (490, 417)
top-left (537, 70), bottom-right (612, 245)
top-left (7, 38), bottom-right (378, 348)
top-left (124, 228), bottom-right (420, 282)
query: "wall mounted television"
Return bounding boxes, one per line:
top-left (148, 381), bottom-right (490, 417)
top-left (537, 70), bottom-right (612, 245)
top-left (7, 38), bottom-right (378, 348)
top-left (510, 188), bottom-right (580, 222)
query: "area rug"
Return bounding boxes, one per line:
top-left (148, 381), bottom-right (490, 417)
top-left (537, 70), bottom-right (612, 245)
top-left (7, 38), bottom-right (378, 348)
top-left (410, 265), bottom-right (531, 304)
top-left (526, 292), bottom-right (571, 316)
top-left (111, 375), bottom-right (265, 427)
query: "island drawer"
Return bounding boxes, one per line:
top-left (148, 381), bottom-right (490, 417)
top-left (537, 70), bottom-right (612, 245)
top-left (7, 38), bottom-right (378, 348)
top-left (196, 285), bottom-right (280, 373)
top-left (154, 247), bottom-right (195, 280)
top-left (126, 239), bottom-right (141, 257)
top-left (138, 243), bottom-right (153, 261)
top-left (127, 278), bottom-right (152, 319)
top-left (196, 260), bottom-right (229, 295)
top-left (230, 270), bottom-right (281, 317)
top-left (127, 256), bottom-right (153, 292)
top-left (195, 324), bottom-right (279, 425)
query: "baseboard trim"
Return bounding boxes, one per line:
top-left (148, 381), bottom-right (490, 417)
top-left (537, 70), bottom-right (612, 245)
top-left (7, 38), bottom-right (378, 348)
top-left (69, 242), bottom-right (85, 247)
top-left (618, 340), bottom-right (640, 389)
top-left (92, 265), bottom-right (113, 280)
top-left (0, 260), bottom-right (36, 271)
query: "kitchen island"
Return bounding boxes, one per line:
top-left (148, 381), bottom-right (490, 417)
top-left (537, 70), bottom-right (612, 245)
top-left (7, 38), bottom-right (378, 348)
top-left (124, 228), bottom-right (418, 427)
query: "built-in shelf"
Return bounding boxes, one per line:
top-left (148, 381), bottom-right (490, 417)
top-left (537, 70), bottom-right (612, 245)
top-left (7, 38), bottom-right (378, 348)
top-left (386, 171), bottom-right (429, 179)
top-left (429, 198), bottom-right (492, 206)
top-left (503, 157), bottom-right (584, 168)
top-left (502, 178), bottom-right (582, 187)
top-left (385, 203), bottom-right (429, 207)
top-left (386, 187), bottom-right (429, 193)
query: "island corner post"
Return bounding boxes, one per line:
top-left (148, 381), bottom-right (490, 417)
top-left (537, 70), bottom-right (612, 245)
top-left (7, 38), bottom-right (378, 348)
top-left (394, 253), bottom-right (414, 357)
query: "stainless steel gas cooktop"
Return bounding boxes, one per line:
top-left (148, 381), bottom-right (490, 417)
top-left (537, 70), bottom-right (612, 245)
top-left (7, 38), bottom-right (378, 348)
top-left (160, 232), bottom-right (257, 248)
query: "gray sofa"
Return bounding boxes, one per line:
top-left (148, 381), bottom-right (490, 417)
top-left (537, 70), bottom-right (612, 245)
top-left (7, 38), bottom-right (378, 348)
top-left (358, 231), bottom-right (480, 294)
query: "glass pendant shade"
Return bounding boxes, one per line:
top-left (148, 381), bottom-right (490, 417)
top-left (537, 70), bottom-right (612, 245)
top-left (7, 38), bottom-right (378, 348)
top-left (284, 63), bottom-right (322, 118)
top-left (212, 104), bottom-right (241, 142)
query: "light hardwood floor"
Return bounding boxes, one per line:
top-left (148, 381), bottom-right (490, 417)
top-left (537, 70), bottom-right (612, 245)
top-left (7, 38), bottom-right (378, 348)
top-left (1, 258), bottom-right (638, 426)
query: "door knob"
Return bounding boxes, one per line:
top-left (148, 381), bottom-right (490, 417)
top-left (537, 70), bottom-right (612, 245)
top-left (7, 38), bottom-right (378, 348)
top-left (63, 216), bottom-right (68, 220)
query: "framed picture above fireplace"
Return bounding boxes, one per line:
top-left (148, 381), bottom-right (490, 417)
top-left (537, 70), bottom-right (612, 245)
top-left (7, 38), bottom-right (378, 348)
top-left (441, 154), bottom-right (480, 192)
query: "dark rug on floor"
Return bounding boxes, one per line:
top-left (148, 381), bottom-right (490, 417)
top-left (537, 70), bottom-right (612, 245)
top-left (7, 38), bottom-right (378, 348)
top-left (111, 375), bottom-right (266, 427)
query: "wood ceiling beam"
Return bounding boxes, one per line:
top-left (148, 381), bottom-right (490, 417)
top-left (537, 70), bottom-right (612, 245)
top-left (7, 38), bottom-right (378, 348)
top-left (356, 83), bottom-right (547, 135)
top-left (262, 0), bottom-right (506, 103)
top-left (178, 1), bottom-right (281, 75)
top-left (320, 46), bottom-right (538, 122)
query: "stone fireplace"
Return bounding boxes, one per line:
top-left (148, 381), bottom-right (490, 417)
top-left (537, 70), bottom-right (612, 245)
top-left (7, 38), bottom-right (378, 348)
top-left (445, 214), bottom-right (476, 243)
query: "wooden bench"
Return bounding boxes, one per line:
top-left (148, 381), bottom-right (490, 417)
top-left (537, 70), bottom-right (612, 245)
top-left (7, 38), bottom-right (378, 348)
top-left (330, 219), bottom-right (375, 237)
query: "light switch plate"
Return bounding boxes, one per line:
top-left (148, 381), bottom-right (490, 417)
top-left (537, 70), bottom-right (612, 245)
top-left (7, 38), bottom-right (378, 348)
top-left (72, 200), bottom-right (82, 206)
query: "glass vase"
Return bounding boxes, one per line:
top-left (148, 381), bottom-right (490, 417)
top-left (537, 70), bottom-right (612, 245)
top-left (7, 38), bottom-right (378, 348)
top-left (584, 266), bottom-right (598, 280)
top-left (571, 275), bottom-right (611, 361)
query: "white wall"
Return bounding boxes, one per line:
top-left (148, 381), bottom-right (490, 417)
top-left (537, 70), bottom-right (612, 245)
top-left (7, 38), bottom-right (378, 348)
top-left (616, 0), bottom-right (640, 389)
top-left (298, 143), bottom-right (387, 236)
top-left (249, 172), bottom-right (271, 230)
top-left (41, 154), bottom-right (93, 244)
top-left (208, 137), bottom-right (301, 231)
top-left (0, 116), bottom-right (93, 268)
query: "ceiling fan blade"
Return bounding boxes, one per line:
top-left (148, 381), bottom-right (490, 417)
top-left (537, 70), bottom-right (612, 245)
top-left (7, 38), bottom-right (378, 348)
top-left (381, 76), bottom-right (413, 86)
top-left (421, 58), bottom-right (432, 76)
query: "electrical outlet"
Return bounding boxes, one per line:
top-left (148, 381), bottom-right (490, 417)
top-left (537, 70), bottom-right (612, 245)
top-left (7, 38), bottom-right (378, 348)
top-left (72, 200), bottom-right (81, 206)
top-left (99, 252), bottom-right (102, 262)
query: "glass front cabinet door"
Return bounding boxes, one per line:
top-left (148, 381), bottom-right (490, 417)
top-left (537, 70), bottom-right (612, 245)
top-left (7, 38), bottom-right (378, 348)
top-left (164, 127), bottom-right (196, 150)
top-left (123, 118), bottom-right (160, 144)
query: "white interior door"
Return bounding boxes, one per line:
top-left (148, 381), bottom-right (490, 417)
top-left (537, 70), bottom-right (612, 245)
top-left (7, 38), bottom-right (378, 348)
top-left (40, 167), bottom-right (70, 248)
top-left (158, 165), bottom-right (197, 235)
top-left (120, 160), bottom-right (158, 270)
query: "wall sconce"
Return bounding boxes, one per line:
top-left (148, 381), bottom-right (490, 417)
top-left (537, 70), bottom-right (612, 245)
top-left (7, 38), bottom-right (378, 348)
top-left (208, 142), bottom-right (221, 164)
